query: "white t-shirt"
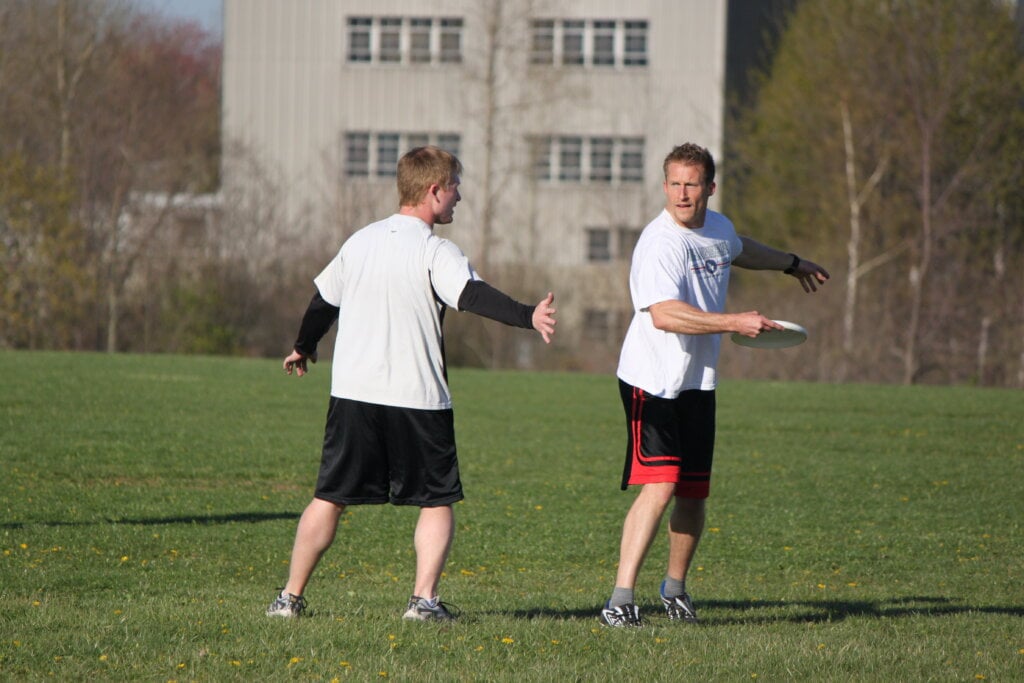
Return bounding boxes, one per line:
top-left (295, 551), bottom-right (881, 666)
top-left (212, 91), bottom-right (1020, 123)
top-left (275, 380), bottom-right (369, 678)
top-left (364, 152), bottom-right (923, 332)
top-left (313, 214), bottom-right (476, 410)
top-left (616, 209), bottom-right (743, 397)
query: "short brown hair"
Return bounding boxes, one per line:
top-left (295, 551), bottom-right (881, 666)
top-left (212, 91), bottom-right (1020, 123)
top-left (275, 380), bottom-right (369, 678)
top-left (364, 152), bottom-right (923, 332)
top-left (397, 146), bottom-right (463, 206)
top-left (663, 143), bottom-right (715, 185)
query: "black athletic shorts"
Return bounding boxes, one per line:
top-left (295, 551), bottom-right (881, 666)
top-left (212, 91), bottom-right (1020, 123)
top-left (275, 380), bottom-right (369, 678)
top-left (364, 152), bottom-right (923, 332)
top-left (619, 379), bottom-right (716, 498)
top-left (314, 396), bottom-right (464, 507)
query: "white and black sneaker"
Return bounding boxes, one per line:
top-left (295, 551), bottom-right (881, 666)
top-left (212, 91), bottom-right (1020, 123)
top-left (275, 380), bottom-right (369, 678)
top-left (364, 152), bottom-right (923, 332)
top-left (266, 591), bottom-right (307, 618)
top-left (600, 602), bottom-right (642, 627)
top-left (660, 581), bottom-right (698, 623)
top-left (402, 595), bottom-right (457, 621)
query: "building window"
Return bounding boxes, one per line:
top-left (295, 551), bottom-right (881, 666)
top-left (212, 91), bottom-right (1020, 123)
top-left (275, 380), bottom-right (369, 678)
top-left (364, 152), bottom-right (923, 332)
top-left (532, 136), bottom-right (645, 185)
top-left (562, 20), bottom-right (585, 66)
top-left (529, 19), bottom-right (648, 68)
top-left (586, 228), bottom-right (612, 262)
top-left (624, 21), bottom-right (649, 66)
top-left (379, 17), bottom-right (402, 63)
top-left (587, 226), bottom-right (642, 263)
top-left (345, 132), bottom-right (370, 176)
top-left (620, 138), bottom-right (644, 182)
top-left (589, 137), bottom-right (613, 183)
top-left (592, 20), bottom-right (616, 66)
top-left (376, 133), bottom-right (400, 177)
top-left (440, 18), bottom-right (463, 63)
top-left (583, 309), bottom-right (613, 341)
top-left (345, 132), bottom-right (461, 178)
top-left (530, 19), bottom-right (555, 64)
top-left (409, 18), bottom-right (432, 63)
top-left (531, 136), bottom-right (552, 181)
top-left (347, 17), bottom-right (372, 63)
top-left (436, 133), bottom-right (461, 158)
top-left (618, 227), bottom-right (642, 259)
top-left (558, 136), bottom-right (582, 181)
top-left (346, 16), bottom-right (463, 65)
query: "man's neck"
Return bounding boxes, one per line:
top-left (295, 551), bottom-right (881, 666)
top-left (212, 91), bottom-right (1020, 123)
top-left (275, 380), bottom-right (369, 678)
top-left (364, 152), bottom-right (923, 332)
top-left (399, 204), bottom-right (434, 227)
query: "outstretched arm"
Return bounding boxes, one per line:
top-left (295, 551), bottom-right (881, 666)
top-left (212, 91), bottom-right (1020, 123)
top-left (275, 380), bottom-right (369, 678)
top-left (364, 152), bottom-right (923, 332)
top-left (733, 236), bottom-right (831, 293)
top-left (457, 280), bottom-right (557, 343)
top-left (284, 290), bottom-right (339, 376)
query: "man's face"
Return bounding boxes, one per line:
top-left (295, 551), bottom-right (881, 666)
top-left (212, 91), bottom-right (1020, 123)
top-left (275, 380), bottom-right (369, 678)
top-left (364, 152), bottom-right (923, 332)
top-left (663, 162), bottom-right (715, 228)
top-left (433, 175), bottom-right (461, 225)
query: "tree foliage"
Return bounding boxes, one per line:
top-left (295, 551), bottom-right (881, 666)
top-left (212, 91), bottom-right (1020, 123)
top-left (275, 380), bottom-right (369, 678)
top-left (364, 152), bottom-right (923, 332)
top-left (0, 0), bottom-right (221, 352)
top-left (728, 0), bottom-right (1024, 386)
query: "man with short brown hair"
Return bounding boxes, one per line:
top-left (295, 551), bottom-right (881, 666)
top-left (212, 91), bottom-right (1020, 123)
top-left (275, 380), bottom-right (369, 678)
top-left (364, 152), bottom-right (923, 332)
top-left (267, 146), bottom-right (556, 621)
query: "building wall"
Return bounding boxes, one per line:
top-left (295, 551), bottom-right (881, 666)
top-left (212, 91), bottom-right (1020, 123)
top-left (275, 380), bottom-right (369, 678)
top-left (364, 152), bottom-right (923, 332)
top-left (223, 0), bottom-right (728, 359)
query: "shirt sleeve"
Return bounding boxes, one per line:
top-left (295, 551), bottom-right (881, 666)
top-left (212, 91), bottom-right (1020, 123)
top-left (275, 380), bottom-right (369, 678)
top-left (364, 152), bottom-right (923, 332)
top-left (428, 238), bottom-right (476, 308)
top-left (312, 248), bottom-right (345, 307)
top-left (633, 236), bottom-right (687, 311)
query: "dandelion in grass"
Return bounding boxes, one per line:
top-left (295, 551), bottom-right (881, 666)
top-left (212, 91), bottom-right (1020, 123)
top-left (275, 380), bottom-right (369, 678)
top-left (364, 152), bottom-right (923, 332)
top-left (501, 637), bottom-right (514, 644)
top-left (289, 657), bottom-right (302, 666)
top-left (99, 654), bottom-right (108, 662)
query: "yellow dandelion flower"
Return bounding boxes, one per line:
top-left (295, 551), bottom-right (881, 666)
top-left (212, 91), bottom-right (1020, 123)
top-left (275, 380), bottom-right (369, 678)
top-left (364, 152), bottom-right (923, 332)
top-left (475, 646), bottom-right (484, 652)
top-left (501, 637), bottom-right (514, 644)
top-left (535, 505), bottom-right (543, 510)
top-left (99, 654), bottom-right (108, 662)
top-left (378, 671), bottom-right (388, 677)
top-left (230, 660), bottom-right (241, 666)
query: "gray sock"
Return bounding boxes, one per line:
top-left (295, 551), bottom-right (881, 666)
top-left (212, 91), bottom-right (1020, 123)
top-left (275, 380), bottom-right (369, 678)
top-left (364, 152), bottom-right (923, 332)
top-left (609, 587), bottom-right (635, 608)
top-left (662, 577), bottom-right (685, 597)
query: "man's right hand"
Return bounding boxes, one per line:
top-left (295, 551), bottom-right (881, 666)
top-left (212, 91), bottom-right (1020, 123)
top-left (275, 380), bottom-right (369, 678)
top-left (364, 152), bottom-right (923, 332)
top-left (283, 349), bottom-right (316, 376)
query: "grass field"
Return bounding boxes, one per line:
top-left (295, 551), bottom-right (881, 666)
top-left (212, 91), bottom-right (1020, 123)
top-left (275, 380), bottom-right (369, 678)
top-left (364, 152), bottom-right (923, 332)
top-left (1, 351), bottom-right (1022, 681)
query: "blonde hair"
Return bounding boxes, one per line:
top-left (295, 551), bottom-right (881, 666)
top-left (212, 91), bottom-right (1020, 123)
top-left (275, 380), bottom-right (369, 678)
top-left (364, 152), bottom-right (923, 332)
top-left (397, 146), bottom-right (463, 206)
top-left (663, 143), bottom-right (716, 184)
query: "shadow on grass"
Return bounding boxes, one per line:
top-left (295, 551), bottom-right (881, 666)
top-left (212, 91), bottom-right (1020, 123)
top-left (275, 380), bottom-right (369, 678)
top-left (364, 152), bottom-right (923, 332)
top-left (505, 597), bottom-right (1024, 624)
top-left (0, 511), bottom-right (299, 529)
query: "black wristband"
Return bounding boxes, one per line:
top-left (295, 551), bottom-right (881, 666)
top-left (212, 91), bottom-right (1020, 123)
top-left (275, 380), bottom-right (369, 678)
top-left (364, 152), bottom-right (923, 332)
top-left (784, 253), bottom-right (801, 275)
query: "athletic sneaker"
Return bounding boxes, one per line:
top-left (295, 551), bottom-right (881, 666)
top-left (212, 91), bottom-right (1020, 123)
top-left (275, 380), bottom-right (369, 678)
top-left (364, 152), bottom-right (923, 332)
top-left (402, 595), bottom-right (456, 621)
top-left (266, 591), bottom-right (307, 618)
top-left (660, 581), bottom-right (698, 623)
top-left (600, 602), bottom-right (642, 627)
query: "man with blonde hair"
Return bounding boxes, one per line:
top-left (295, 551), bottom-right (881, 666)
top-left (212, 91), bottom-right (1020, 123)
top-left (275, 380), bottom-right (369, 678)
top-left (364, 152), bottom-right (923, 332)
top-left (267, 146), bottom-right (556, 621)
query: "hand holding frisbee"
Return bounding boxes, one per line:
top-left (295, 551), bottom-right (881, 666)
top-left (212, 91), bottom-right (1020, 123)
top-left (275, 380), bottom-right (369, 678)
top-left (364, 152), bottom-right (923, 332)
top-left (731, 320), bottom-right (808, 349)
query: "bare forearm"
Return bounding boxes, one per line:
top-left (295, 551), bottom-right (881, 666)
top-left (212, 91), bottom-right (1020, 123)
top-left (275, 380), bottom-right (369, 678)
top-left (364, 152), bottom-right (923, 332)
top-left (647, 300), bottom-right (744, 335)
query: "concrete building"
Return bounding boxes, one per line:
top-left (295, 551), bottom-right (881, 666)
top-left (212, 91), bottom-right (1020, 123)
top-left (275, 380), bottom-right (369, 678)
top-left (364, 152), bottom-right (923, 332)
top-left (222, 0), bottom-right (731, 368)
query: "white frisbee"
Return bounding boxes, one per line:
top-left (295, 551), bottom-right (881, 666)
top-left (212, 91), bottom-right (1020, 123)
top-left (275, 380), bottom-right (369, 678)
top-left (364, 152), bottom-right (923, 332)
top-left (730, 320), bottom-right (808, 349)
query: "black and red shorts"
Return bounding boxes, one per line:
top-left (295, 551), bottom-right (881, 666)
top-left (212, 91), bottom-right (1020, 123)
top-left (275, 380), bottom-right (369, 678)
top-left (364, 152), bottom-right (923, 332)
top-left (618, 379), bottom-right (716, 498)
top-left (314, 396), bottom-right (463, 507)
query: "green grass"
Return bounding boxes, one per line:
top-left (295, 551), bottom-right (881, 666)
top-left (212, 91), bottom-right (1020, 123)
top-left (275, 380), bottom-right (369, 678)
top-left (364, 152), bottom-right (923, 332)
top-left (1, 351), bottom-right (1022, 681)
